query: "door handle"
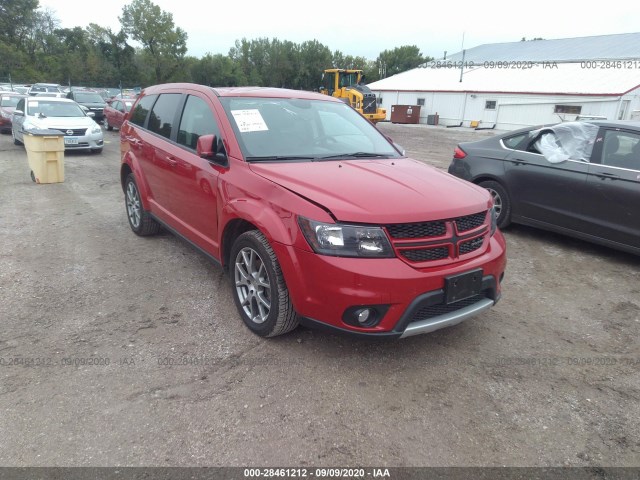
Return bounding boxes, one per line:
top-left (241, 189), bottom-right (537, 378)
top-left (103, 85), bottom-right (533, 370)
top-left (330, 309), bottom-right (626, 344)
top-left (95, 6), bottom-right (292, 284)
top-left (511, 159), bottom-right (526, 165)
top-left (595, 172), bottom-right (618, 180)
top-left (167, 157), bottom-right (178, 167)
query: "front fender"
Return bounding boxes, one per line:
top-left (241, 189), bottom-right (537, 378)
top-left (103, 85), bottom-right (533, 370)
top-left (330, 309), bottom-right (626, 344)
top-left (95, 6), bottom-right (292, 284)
top-left (121, 149), bottom-right (153, 212)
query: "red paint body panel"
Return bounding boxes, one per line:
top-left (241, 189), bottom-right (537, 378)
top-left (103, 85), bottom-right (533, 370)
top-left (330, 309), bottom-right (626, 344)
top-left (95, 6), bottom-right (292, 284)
top-left (120, 83), bottom-right (507, 337)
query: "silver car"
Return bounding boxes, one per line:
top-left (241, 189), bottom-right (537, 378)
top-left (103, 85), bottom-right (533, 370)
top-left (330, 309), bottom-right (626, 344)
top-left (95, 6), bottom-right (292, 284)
top-left (12, 97), bottom-right (104, 153)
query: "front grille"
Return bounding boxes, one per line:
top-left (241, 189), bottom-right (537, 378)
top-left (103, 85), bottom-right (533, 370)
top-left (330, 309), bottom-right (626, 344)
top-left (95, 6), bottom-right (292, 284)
top-left (455, 212), bottom-right (486, 232)
top-left (412, 294), bottom-right (486, 322)
top-left (459, 237), bottom-right (484, 255)
top-left (55, 128), bottom-right (87, 136)
top-left (362, 94), bottom-right (377, 114)
top-left (401, 247), bottom-right (449, 262)
top-left (386, 221), bottom-right (446, 239)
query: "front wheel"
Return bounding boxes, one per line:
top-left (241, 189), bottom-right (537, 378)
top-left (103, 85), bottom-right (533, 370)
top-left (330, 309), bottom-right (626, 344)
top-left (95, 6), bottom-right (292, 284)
top-left (479, 180), bottom-right (511, 229)
top-left (124, 173), bottom-right (161, 236)
top-left (12, 128), bottom-right (21, 145)
top-left (230, 230), bottom-right (298, 337)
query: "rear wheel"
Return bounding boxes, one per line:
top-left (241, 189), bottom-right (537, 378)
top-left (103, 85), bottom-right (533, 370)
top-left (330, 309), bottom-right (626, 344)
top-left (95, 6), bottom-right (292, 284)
top-left (124, 173), bottom-right (161, 236)
top-left (479, 180), bottom-right (511, 228)
top-left (230, 230), bottom-right (298, 337)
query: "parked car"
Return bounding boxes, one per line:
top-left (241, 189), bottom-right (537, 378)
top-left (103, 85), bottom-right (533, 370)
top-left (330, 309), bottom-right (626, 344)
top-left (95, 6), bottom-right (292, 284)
top-left (66, 90), bottom-right (107, 122)
top-left (0, 92), bottom-right (27, 133)
top-left (103, 98), bottom-right (134, 130)
top-left (448, 121), bottom-right (640, 255)
top-left (12, 97), bottom-right (104, 153)
top-left (120, 83), bottom-right (506, 338)
top-left (27, 83), bottom-right (64, 97)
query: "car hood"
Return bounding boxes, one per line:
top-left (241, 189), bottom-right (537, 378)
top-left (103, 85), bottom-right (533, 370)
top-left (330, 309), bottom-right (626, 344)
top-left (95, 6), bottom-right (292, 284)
top-left (25, 116), bottom-right (98, 130)
top-left (250, 158), bottom-right (490, 224)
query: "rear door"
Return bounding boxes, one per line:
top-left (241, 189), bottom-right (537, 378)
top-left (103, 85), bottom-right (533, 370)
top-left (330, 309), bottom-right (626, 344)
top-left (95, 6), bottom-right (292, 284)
top-left (503, 135), bottom-right (591, 232)
top-left (143, 93), bottom-right (184, 222)
top-left (583, 127), bottom-right (640, 250)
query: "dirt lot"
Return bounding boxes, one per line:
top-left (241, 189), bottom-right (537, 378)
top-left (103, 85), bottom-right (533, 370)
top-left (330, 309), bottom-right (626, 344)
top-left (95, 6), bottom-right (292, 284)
top-left (0, 122), bottom-right (638, 468)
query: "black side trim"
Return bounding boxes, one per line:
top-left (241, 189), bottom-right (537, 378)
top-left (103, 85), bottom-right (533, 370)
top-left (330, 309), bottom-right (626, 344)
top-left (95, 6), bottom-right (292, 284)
top-left (299, 317), bottom-right (401, 340)
top-left (150, 214), bottom-right (222, 268)
top-left (392, 275), bottom-right (498, 333)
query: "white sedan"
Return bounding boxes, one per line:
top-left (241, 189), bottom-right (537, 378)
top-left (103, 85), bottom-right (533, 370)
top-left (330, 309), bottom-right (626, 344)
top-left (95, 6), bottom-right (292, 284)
top-left (12, 97), bottom-right (104, 153)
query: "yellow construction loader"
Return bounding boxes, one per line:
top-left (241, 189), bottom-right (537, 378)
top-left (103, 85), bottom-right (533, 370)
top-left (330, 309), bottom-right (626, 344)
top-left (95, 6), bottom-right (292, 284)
top-left (319, 68), bottom-right (386, 123)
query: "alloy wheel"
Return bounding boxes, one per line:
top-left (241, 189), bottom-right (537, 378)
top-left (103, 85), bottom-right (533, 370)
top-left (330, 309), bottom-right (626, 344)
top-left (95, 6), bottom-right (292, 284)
top-left (126, 181), bottom-right (141, 229)
top-left (234, 247), bottom-right (272, 324)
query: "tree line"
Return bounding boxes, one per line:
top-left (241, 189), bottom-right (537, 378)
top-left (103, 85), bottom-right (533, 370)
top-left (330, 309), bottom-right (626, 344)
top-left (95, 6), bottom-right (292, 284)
top-left (0, 0), bottom-right (431, 89)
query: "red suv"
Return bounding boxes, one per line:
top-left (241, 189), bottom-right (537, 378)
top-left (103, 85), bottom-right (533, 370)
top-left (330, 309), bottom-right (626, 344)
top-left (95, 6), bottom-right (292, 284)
top-left (120, 83), bottom-right (506, 338)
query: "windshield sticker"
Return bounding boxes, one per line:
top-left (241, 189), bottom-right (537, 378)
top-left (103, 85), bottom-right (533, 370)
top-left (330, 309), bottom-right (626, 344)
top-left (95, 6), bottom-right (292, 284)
top-left (1, 96), bottom-right (9, 101)
top-left (28, 101), bottom-right (38, 107)
top-left (231, 109), bottom-right (269, 133)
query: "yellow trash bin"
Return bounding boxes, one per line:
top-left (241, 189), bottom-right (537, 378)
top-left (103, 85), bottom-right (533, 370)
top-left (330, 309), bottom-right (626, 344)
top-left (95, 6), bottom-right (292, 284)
top-left (23, 129), bottom-right (65, 184)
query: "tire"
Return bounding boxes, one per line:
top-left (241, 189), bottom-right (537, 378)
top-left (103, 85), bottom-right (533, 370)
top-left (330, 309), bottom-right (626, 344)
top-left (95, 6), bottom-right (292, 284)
top-left (230, 230), bottom-right (298, 337)
top-left (12, 129), bottom-right (21, 145)
top-left (91, 148), bottom-right (103, 154)
top-left (105, 118), bottom-right (113, 131)
top-left (479, 180), bottom-right (511, 229)
top-left (124, 173), bottom-right (161, 236)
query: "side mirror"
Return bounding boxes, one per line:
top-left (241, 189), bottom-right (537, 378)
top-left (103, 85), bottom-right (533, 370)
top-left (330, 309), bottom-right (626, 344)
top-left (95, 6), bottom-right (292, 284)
top-left (87, 111), bottom-right (95, 117)
top-left (13, 110), bottom-right (24, 117)
top-left (197, 134), bottom-right (227, 164)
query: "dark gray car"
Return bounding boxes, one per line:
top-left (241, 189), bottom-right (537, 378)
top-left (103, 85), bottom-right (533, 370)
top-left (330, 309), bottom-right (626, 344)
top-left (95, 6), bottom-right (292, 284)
top-left (448, 121), bottom-right (640, 255)
top-left (66, 90), bottom-right (106, 122)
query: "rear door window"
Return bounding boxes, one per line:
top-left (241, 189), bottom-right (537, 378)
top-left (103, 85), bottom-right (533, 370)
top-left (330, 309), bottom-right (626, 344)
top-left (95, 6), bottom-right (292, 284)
top-left (148, 93), bottom-right (182, 139)
top-left (129, 94), bottom-right (157, 127)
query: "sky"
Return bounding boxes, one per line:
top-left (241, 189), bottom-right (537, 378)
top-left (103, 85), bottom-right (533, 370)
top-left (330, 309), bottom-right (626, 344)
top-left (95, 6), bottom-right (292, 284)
top-left (37, 0), bottom-right (640, 61)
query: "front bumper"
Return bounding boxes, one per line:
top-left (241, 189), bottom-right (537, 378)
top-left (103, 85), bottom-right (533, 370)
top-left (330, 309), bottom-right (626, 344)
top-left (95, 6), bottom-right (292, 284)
top-left (274, 231), bottom-right (506, 339)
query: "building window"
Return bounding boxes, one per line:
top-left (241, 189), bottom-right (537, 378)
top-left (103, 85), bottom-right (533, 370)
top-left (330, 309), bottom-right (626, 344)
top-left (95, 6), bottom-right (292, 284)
top-left (485, 100), bottom-right (496, 110)
top-left (554, 105), bottom-right (582, 115)
top-left (417, 98), bottom-right (425, 106)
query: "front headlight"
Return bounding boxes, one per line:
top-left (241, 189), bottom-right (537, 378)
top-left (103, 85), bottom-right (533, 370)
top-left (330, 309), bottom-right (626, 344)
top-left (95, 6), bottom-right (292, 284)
top-left (298, 217), bottom-right (395, 258)
top-left (1, 111), bottom-right (10, 119)
top-left (490, 205), bottom-right (498, 236)
top-left (91, 125), bottom-right (102, 134)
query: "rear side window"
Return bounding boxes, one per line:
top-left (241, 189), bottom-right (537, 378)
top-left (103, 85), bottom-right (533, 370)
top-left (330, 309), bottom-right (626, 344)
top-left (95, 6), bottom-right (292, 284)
top-left (502, 132), bottom-right (528, 150)
top-left (148, 93), bottom-right (182, 139)
top-left (129, 94), bottom-right (157, 127)
top-left (177, 95), bottom-right (220, 150)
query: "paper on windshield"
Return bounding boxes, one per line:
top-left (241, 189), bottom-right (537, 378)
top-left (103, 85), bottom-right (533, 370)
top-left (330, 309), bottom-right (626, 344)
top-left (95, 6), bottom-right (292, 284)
top-left (532, 122), bottom-right (599, 163)
top-left (231, 109), bottom-right (269, 133)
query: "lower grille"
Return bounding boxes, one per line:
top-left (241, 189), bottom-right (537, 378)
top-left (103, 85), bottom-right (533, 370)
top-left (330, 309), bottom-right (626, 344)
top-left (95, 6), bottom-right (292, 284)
top-left (412, 294), bottom-right (487, 322)
top-left (401, 247), bottom-right (449, 262)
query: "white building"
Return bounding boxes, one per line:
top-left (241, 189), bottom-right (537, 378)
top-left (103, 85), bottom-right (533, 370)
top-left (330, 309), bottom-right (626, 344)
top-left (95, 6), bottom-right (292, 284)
top-left (369, 33), bottom-right (640, 130)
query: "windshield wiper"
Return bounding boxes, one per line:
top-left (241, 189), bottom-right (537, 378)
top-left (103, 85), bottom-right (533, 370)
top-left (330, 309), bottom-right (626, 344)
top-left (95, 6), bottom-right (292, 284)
top-left (245, 155), bottom-right (316, 162)
top-left (318, 152), bottom-right (390, 160)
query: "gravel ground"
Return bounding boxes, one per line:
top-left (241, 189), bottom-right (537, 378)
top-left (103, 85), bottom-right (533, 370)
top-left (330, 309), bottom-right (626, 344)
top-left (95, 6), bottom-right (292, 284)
top-left (0, 122), bottom-right (638, 468)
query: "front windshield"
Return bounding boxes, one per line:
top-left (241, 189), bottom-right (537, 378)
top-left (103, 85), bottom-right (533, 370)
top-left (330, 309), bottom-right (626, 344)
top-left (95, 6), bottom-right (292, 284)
top-left (1, 96), bottom-right (22, 107)
top-left (27, 100), bottom-right (85, 117)
top-left (220, 97), bottom-right (399, 161)
top-left (75, 92), bottom-right (104, 103)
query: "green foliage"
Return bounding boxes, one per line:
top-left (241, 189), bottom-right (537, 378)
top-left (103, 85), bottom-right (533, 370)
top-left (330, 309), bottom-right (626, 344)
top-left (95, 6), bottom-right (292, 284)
top-left (0, 0), bottom-right (428, 89)
top-left (376, 45), bottom-right (432, 78)
top-left (120, 0), bottom-right (187, 83)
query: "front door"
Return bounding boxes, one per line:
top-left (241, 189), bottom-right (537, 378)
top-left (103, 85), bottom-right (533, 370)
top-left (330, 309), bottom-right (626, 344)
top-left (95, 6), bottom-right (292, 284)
top-left (582, 127), bottom-right (640, 250)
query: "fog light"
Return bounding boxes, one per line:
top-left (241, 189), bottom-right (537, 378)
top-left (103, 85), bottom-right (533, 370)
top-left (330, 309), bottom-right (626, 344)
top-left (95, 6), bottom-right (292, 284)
top-left (342, 305), bottom-right (389, 328)
top-left (356, 309), bottom-right (371, 324)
